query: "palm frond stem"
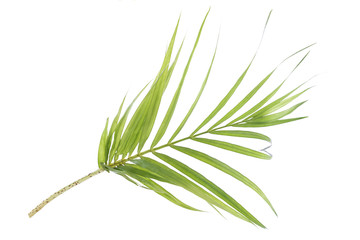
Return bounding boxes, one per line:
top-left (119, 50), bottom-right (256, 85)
top-left (28, 169), bottom-right (103, 218)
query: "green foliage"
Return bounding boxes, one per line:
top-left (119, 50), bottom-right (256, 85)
top-left (98, 10), bottom-right (312, 228)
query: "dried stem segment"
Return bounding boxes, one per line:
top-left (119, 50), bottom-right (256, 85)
top-left (28, 168), bottom-right (104, 218)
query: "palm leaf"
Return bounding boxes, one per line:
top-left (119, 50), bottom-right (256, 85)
top-left (29, 10), bottom-right (313, 228)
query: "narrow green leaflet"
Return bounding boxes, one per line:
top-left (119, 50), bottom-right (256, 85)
top-left (171, 145), bottom-right (276, 215)
top-left (133, 157), bottom-right (258, 225)
top-left (157, 17), bottom-right (181, 81)
top-left (136, 19), bottom-right (185, 153)
top-left (110, 82), bottom-right (151, 162)
top-left (135, 40), bottom-right (184, 154)
top-left (153, 152), bottom-right (264, 226)
top-left (104, 164), bottom-right (200, 211)
top-left (235, 117), bottom-right (307, 128)
top-left (279, 46), bottom-right (313, 68)
top-left (228, 48), bottom-right (311, 125)
top-left (228, 81), bottom-right (284, 125)
top-left (190, 11), bottom-right (273, 136)
top-left (254, 88), bottom-right (310, 118)
top-left (250, 101), bottom-right (307, 123)
top-left (101, 163), bottom-right (144, 187)
top-left (119, 173), bottom-right (144, 188)
top-left (210, 130), bottom-right (271, 143)
top-left (209, 70), bottom-right (275, 130)
top-left (209, 203), bottom-right (226, 219)
top-left (117, 164), bottom-right (170, 183)
top-left (105, 95), bottom-right (126, 163)
top-left (244, 81), bottom-right (309, 121)
top-left (107, 95), bottom-right (126, 145)
top-left (191, 61), bottom-right (252, 135)
top-left (136, 70), bottom-right (169, 153)
top-left (116, 17), bottom-right (181, 157)
top-left (97, 118), bottom-right (109, 168)
top-left (131, 175), bottom-right (201, 212)
top-left (193, 137), bottom-right (271, 160)
top-left (118, 66), bottom-right (167, 156)
top-left (212, 48), bottom-right (311, 130)
top-left (116, 69), bottom-right (165, 157)
top-left (168, 40), bottom-right (218, 143)
top-left (151, 10), bottom-right (209, 148)
top-left (122, 67), bottom-right (169, 156)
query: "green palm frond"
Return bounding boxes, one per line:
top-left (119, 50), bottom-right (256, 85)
top-left (29, 10), bottom-right (313, 228)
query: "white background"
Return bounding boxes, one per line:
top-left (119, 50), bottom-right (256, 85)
top-left (1, 0), bottom-right (359, 239)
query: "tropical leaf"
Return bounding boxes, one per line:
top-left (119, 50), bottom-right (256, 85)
top-left (29, 10), bottom-right (313, 229)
